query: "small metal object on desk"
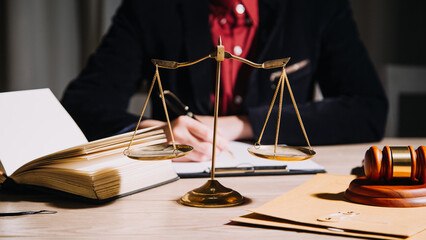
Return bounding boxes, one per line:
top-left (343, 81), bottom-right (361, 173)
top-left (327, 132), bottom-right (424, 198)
top-left (0, 210), bottom-right (57, 217)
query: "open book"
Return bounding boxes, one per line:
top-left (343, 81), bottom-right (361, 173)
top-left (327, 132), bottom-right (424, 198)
top-left (0, 89), bottom-right (178, 201)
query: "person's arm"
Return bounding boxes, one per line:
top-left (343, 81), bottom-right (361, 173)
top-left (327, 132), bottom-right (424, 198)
top-left (61, 1), bottom-right (227, 162)
top-left (248, 0), bottom-right (388, 146)
top-left (61, 0), bottom-right (143, 141)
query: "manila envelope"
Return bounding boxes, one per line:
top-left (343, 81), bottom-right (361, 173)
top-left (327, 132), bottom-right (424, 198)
top-left (232, 174), bottom-right (426, 239)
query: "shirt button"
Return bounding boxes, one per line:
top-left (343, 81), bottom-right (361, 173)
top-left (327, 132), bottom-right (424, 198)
top-left (234, 95), bottom-right (243, 104)
top-left (234, 45), bottom-right (242, 55)
top-left (219, 18), bottom-right (227, 25)
top-left (236, 4), bottom-right (245, 14)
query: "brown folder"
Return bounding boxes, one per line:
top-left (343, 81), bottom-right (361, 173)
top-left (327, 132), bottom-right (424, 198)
top-left (232, 174), bottom-right (426, 239)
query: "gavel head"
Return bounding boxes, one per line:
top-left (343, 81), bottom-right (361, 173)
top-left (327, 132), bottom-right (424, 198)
top-left (364, 146), bottom-right (426, 183)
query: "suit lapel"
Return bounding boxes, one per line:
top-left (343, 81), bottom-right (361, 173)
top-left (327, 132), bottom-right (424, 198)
top-left (180, 0), bottom-right (214, 114)
top-left (257, 0), bottom-right (289, 63)
top-left (245, 0), bottom-right (290, 109)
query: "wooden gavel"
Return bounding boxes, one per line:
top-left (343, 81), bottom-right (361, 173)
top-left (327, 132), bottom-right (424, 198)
top-left (364, 146), bottom-right (426, 183)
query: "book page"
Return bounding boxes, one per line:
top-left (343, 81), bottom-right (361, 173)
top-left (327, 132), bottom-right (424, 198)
top-left (0, 89), bottom-right (87, 175)
top-left (173, 141), bottom-right (324, 175)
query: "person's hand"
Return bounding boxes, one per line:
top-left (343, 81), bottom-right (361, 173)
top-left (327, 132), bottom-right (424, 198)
top-left (194, 115), bottom-right (253, 141)
top-left (139, 116), bottom-right (229, 162)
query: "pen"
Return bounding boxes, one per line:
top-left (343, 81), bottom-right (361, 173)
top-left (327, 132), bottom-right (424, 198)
top-left (162, 90), bottom-right (235, 158)
top-left (207, 165), bottom-right (288, 174)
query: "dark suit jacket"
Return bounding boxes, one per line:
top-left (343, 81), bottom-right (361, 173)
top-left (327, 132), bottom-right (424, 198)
top-left (62, 0), bottom-right (388, 145)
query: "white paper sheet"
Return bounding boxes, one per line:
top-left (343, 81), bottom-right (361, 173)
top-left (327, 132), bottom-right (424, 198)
top-left (173, 141), bottom-right (324, 175)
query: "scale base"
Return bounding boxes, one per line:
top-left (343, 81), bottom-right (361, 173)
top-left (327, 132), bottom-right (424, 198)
top-left (179, 180), bottom-right (245, 207)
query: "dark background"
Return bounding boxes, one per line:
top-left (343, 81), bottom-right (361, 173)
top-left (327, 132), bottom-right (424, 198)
top-left (0, 0), bottom-right (425, 137)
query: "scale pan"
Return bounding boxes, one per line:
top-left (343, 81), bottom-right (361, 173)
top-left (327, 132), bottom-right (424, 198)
top-left (124, 144), bottom-right (193, 160)
top-left (248, 145), bottom-right (315, 161)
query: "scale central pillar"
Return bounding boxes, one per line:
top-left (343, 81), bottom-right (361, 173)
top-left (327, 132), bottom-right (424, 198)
top-left (179, 38), bottom-right (245, 207)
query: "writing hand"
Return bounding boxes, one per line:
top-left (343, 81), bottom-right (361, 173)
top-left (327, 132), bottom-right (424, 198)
top-left (194, 115), bottom-right (253, 141)
top-left (139, 116), bottom-right (229, 162)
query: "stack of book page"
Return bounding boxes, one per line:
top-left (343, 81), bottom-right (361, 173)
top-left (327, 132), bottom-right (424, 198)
top-left (0, 89), bottom-right (178, 201)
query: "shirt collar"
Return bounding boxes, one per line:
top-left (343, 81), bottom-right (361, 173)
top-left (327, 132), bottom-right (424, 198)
top-left (241, 0), bottom-right (258, 27)
top-left (210, 0), bottom-right (258, 26)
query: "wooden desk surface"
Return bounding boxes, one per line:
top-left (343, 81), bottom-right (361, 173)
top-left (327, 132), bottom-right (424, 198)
top-left (1, 138), bottom-right (424, 239)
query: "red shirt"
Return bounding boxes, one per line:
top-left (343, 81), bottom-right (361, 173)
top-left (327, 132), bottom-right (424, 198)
top-left (209, 0), bottom-right (259, 115)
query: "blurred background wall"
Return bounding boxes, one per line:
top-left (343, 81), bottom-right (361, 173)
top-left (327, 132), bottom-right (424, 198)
top-left (0, 0), bottom-right (121, 97)
top-left (0, 0), bottom-right (425, 137)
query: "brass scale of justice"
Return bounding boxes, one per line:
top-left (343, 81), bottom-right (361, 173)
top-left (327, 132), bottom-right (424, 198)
top-left (124, 37), bottom-right (315, 207)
